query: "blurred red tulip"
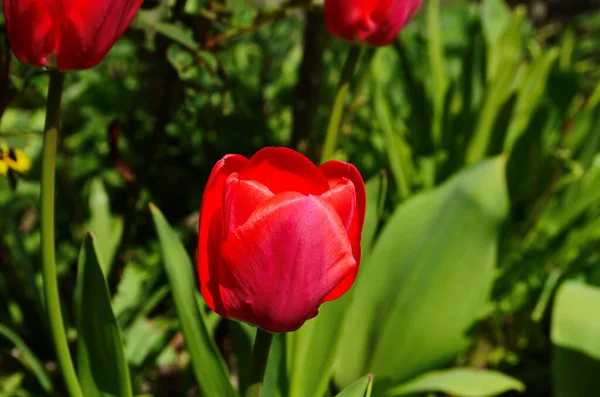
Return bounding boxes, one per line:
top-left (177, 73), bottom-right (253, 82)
top-left (4, 0), bottom-right (143, 71)
top-left (324, 0), bottom-right (423, 46)
top-left (198, 147), bottom-right (366, 333)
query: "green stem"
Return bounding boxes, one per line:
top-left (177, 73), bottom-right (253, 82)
top-left (41, 71), bottom-right (83, 397)
top-left (245, 328), bottom-right (274, 397)
top-left (320, 45), bottom-right (362, 164)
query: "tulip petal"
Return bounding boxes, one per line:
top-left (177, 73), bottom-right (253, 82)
top-left (219, 192), bottom-right (356, 333)
top-left (4, 0), bottom-right (55, 67)
top-left (238, 147), bottom-right (330, 195)
top-left (57, 0), bottom-right (143, 70)
top-left (324, 0), bottom-right (422, 46)
top-left (198, 155), bottom-right (248, 314)
top-left (324, 0), bottom-right (392, 42)
top-left (223, 174), bottom-right (275, 236)
top-left (321, 179), bottom-right (356, 232)
top-left (320, 160), bottom-right (366, 253)
top-left (365, 0), bottom-right (423, 45)
top-left (320, 160), bottom-right (366, 301)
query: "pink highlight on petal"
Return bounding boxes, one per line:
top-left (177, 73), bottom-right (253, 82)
top-left (219, 193), bottom-right (356, 333)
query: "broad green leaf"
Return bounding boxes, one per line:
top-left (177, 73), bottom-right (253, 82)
top-left (0, 324), bottom-right (52, 393)
top-left (88, 178), bottom-right (123, 277)
top-left (76, 233), bottom-right (133, 397)
top-left (551, 281), bottom-right (600, 360)
top-left (150, 204), bottom-right (236, 397)
top-left (335, 157), bottom-right (509, 386)
top-left (388, 368), bottom-right (524, 397)
top-left (336, 374), bottom-right (373, 397)
top-left (551, 281), bottom-right (600, 396)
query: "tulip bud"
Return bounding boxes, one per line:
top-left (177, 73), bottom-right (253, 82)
top-left (324, 0), bottom-right (423, 46)
top-left (198, 147), bottom-right (366, 333)
top-left (3, 0), bottom-right (144, 71)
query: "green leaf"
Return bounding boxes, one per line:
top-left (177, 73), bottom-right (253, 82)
top-left (230, 322), bottom-right (254, 395)
top-left (76, 232), bottom-right (133, 397)
top-left (427, 0), bottom-right (448, 147)
top-left (467, 7), bottom-right (527, 164)
top-left (288, 294), bottom-right (351, 397)
top-left (374, 87), bottom-right (412, 200)
top-left (551, 281), bottom-right (600, 361)
top-left (123, 318), bottom-right (170, 367)
top-left (481, 0), bottom-right (511, 44)
top-left (362, 171), bottom-right (387, 260)
top-left (388, 368), bottom-right (525, 397)
top-left (335, 157), bottom-right (509, 386)
top-left (155, 23), bottom-right (199, 51)
top-left (553, 347), bottom-right (600, 397)
top-left (88, 178), bottom-right (123, 277)
top-left (150, 204), bottom-right (236, 397)
top-left (542, 154), bottom-right (600, 238)
top-left (551, 281), bottom-right (600, 397)
top-left (503, 48), bottom-right (559, 152)
top-left (336, 374), bottom-right (373, 397)
top-left (263, 333), bottom-right (287, 397)
top-left (228, 0), bottom-right (258, 26)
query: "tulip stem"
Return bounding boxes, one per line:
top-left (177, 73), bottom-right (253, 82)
top-left (41, 71), bottom-right (83, 397)
top-left (246, 328), bottom-right (274, 397)
top-left (320, 45), bottom-right (362, 163)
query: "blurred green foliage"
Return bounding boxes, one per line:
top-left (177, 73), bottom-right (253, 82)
top-left (1, 0), bottom-right (600, 396)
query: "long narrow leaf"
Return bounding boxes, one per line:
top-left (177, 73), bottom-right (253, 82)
top-left (150, 204), bottom-right (236, 397)
top-left (0, 324), bottom-right (53, 393)
top-left (76, 232), bottom-right (133, 397)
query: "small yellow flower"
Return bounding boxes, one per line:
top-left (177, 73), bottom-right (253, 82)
top-left (0, 146), bottom-right (32, 175)
top-left (0, 159), bottom-right (7, 176)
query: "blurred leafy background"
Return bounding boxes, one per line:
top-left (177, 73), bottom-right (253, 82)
top-left (1, 0), bottom-right (600, 396)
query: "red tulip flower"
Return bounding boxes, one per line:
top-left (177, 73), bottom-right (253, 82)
top-left (4, 0), bottom-right (143, 71)
top-left (198, 147), bottom-right (366, 333)
top-left (324, 0), bottom-right (423, 46)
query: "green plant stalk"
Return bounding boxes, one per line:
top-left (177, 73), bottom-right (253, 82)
top-left (320, 45), bottom-right (362, 163)
top-left (245, 328), bottom-right (274, 397)
top-left (41, 71), bottom-right (83, 397)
